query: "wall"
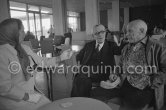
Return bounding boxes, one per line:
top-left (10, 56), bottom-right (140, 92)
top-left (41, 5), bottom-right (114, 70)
top-left (80, 10), bottom-right (108, 31)
top-left (120, 8), bottom-right (124, 31)
top-left (11, 0), bottom-right (51, 7)
top-left (129, 5), bottom-right (165, 31)
top-left (80, 12), bottom-right (86, 31)
top-left (0, 0), bottom-right (10, 22)
top-left (100, 10), bottom-right (108, 27)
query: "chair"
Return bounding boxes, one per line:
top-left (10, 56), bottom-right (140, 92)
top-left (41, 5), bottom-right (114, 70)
top-left (29, 39), bottom-right (41, 55)
top-left (53, 35), bottom-right (65, 46)
top-left (34, 71), bottom-right (49, 98)
top-left (52, 52), bottom-right (77, 100)
top-left (34, 65), bottom-right (55, 101)
top-left (30, 39), bottom-right (40, 49)
top-left (40, 38), bottom-right (54, 57)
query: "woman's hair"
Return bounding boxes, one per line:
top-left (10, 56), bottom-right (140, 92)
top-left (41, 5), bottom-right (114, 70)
top-left (0, 18), bottom-right (23, 46)
top-left (0, 18), bottom-right (31, 80)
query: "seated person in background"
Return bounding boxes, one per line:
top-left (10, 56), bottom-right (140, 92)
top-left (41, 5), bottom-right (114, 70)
top-left (40, 36), bottom-right (45, 42)
top-left (92, 19), bottom-right (166, 110)
top-left (53, 35), bottom-right (66, 56)
top-left (24, 31), bottom-right (35, 41)
top-left (151, 23), bottom-right (166, 40)
top-left (48, 26), bottom-right (55, 39)
top-left (0, 18), bottom-right (73, 110)
top-left (64, 28), bottom-right (73, 45)
top-left (71, 24), bottom-right (124, 97)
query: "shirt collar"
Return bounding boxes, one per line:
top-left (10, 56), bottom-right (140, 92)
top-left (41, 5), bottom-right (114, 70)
top-left (141, 36), bottom-right (148, 45)
top-left (130, 36), bottom-right (147, 46)
top-left (4, 44), bottom-right (17, 55)
top-left (96, 41), bottom-right (105, 50)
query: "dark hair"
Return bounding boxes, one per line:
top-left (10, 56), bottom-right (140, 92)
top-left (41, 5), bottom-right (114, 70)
top-left (156, 21), bottom-right (166, 30)
top-left (0, 18), bottom-right (23, 46)
top-left (0, 18), bottom-right (31, 80)
top-left (0, 18), bottom-right (22, 30)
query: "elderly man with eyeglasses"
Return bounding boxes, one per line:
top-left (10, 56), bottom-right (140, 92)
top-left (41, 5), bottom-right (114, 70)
top-left (71, 24), bottom-right (125, 97)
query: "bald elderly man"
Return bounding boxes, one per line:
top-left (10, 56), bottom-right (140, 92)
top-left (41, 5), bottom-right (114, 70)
top-left (92, 20), bottom-right (166, 110)
top-left (71, 24), bottom-right (124, 97)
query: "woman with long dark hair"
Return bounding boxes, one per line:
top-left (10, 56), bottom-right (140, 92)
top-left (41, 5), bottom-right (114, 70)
top-left (0, 18), bottom-right (73, 110)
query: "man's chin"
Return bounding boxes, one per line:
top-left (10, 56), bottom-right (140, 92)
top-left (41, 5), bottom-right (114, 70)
top-left (97, 40), bottom-right (104, 43)
top-left (97, 41), bottom-right (104, 44)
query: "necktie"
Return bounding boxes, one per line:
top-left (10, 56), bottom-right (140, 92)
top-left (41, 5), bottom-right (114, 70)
top-left (96, 44), bottom-right (100, 52)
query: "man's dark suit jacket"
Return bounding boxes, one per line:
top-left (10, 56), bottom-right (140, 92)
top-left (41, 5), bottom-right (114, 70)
top-left (71, 40), bottom-right (123, 97)
top-left (76, 40), bottom-right (122, 67)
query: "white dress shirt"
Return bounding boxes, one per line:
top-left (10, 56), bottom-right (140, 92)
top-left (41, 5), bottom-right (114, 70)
top-left (95, 41), bottom-right (105, 51)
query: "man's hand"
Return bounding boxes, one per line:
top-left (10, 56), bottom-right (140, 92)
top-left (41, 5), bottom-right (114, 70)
top-left (109, 74), bottom-right (118, 82)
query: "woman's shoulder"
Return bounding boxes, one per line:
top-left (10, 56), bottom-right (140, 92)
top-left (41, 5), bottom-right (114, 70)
top-left (21, 43), bottom-right (31, 50)
top-left (0, 44), bottom-right (17, 55)
top-left (0, 44), bottom-right (18, 62)
top-left (21, 44), bottom-right (33, 54)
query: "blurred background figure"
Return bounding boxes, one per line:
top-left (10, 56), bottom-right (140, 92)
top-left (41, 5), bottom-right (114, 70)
top-left (48, 25), bottom-right (55, 39)
top-left (153, 23), bottom-right (166, 36)
top-left (40, 36), bottom-right (45, 41)
top-left (151, 23), bottom-right (166, 41)
top-left (64, 28), bottom-right (73, 45)
top-left (24, 31), bottom-right (35, 41)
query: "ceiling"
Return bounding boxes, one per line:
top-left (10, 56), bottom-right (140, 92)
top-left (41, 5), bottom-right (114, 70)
top-left (120, 0), bottom-right (166, 7)
top-left (66, 0), bottom-right (166, 12)
top-left (12, 0), bottom-right (166, 12)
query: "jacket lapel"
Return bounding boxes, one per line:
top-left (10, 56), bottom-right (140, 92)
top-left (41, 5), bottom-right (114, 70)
top-left (101, 41), bottom-right (108, 61)
top-left (82, 41), bottom-right (95, 64)
top-left (145, 37), bottom-right (153, 65)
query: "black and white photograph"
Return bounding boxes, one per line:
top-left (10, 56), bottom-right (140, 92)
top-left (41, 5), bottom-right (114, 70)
top-left (0, 0), bottom-right (166, 110)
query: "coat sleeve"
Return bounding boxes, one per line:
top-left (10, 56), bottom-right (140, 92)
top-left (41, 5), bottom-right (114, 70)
top-left (76, 44), bottom-right (87, 64)
top-left (112, 41), bottom-right (127, 55)
top-left (22, 44), bottom-right (61, 67)
top-left (159, 44), bottom-right (166, 84)
top-left (0, 54), bottom-right (25, 101)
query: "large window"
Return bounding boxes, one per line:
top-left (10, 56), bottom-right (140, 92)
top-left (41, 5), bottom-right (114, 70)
top-left (9, 1), bottom-right (53, 40)
top-left (67, 11), bottom-right (80, 32)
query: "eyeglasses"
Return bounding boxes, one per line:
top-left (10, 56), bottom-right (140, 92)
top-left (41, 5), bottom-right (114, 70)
top-left (94, 31), bottom-right (106, 36)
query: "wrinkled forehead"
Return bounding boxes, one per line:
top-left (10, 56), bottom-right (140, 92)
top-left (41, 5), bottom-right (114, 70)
top-left (127, 20), bottom-right (147, 32)
top-left (93, 25), bottom-right (105, 33)
top-left (127, 23), bottom-right (138, 32)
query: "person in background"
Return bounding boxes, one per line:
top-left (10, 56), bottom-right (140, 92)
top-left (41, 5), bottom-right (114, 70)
top-left (48, 25), bottom-right (55, 39)
top-left (71, 24), bottom-right (124, 97)
top-left (40, 36), bottom-right (45, 42)
top-left (151, 23), bottom-right (166, 41)
top-left (64, 28), bottom-right (73, 45)
top-left (154, 23), bottom-right (166, 36)
top-left (24, 31), bottom-right (35, 41)
top-left (0, 18), bottom-right (73, 110)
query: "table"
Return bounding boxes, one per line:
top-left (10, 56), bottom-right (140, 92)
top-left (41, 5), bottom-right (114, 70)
top-left (39, 97), bottom-right (112, 110)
